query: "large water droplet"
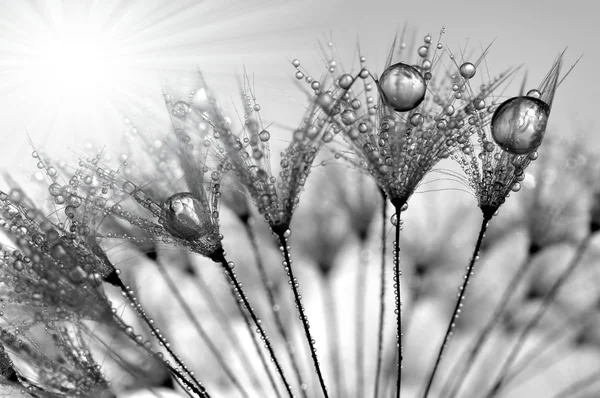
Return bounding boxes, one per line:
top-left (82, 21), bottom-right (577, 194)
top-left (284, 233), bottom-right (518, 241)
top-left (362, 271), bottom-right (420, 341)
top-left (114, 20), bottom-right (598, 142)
top-left (162, 193), bottom-right (211, 240)
top-left (378, 63), bottom-right (426, 112)
top-left (491, 96), bottom-right (550, 155)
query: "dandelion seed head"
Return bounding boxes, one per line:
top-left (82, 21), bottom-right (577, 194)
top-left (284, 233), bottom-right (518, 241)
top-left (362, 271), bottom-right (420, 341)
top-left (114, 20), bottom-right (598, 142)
top-left (453, 52), bottom-right (564, 216)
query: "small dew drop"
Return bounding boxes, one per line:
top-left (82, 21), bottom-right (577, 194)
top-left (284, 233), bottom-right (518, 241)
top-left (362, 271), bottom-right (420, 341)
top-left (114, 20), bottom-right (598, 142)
top-left (459, 62), bottom-right (476, 79)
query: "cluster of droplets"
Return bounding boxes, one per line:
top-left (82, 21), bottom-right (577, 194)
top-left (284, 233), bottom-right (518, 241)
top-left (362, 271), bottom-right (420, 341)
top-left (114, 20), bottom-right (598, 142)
top-left (454, 53), bottom-right (562, 215)
top-left (209, 73), bottom-right (329, 231)
top-left (0, 185), bottom-right (119, 397)
top-left (291, 33), bottom-right (522, 207)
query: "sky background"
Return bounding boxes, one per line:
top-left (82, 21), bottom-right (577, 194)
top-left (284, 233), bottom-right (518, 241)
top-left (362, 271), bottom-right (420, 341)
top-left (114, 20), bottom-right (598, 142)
top-left (0, 0), bottom-right (595, 170)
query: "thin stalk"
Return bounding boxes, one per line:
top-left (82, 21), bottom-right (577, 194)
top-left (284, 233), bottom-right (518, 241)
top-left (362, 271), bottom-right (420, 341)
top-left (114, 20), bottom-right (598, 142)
top-left (107, 273), bottom-right (208, 398)
top-left (211, 249), bottom-right (294, 398)
top-left (243, 218), bottom-right (307, 397)
top-left (444, 255), bottom-right (535, 398)
top-left (190, 261), bottom-right (265, 393)
top-left (276, 231), bottom-right (330, 398)
top-left (233, 283), bottom-right (283, 398)
top-left (392, 202), bottom-right (404, 398)
top-left (484, 233), bottom-right (593, 398)
top-left (154, 261), bottom-right (250, 398)
top-left (321, 274), bottom-right (342, 397)
top-left (112, 314), bottom-right (210, 398)
top-left (421, 215), bottom-right (490, 398)
top-left (355, 239), bottom-right (368, 398)
top-left (373, 192), bottom-right (388, 398)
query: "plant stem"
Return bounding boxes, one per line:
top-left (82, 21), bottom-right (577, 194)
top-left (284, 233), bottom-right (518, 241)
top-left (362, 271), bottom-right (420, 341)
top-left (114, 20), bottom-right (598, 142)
top-left (276, 231), bottom-right (330, 398)
top-left (232, 282), bottom-right (284, 398)
top-left (421, 215), bottom-right (490, 398)
top-left (483, 233), bottom-right (593, 398)
top-left (444, 255), bottom-right (534, 398)
top-left (244, 218), bottom-right (307, 397)
top-left (211, 249), bottom-right (294, 398)
top-left (392, 201), bottom-right (404, 398)
top-left (156, 260), bottom-right (250, 398)
top-left (373, 192), bottom-right (388, 398)
top-left (107, 272), bottom-right (208, 398)
top-left (190, 259), bottom-right (265, 394)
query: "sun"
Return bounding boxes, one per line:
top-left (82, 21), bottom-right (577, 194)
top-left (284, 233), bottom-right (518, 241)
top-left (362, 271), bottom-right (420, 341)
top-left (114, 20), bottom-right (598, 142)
top-left (0, 0), bottom-right (330, 167)
top-left (24, 21), bottom-right (128, 104)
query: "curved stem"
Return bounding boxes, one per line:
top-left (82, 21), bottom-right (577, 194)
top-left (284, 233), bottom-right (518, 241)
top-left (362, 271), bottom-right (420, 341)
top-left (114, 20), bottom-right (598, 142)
top-left (276, 232), bottom-right (330, 398)
top-left (484, 233), bottom-right (593, 398)
top-left (190, 260), bottom-right (265, 393)
top-left (421, 215), bottom-right (490, 398)
top-left (444, 255), bottom-right (534, 398)
top-left (155, 261), bottom-right (250, 398)
top-left (392, 202), bottom-right (403, 398)
top-left (107, 273), bottom-right (208, 398)
top-left (235, 287), bottom-right (283, 398)
top-left (211, 250), bottom-right (294, 398)
top-left (373, 193), bottom-right (388, 398)
top-left (111, 315), bottom-right (210, 398)
top-left (244, 219), bottom-right (307, 397)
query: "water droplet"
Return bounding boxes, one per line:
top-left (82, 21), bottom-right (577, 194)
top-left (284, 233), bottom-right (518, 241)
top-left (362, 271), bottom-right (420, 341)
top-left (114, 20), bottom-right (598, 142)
top-left (491, 96), bottom-right (550, 155)
top-left (379, 63), bottom-right (426, 112)
top-left (122, 181), bottom-right (136, 194)
top-left (316, 92), bottom-right (338, 116)
top-left (338, 74), bottom-right (354, 89)
top-left (171, 101), bottom-right (190, 118)
top-left (341, 109), bottom-right (357, 125)
top-left (259, 130), bottom-right (270, 142)
top-left (459, 62), bottom-right (476, 79)
top-left (526, 89), bottom-right (541, 99)
top-left (410, 113), bottom-right (424, 126)
top-left (292, 59), bottom-right (300, 67)
top-left (48, 183), bottom-right (62, 196)
top-left (162, 193), bottom-right (211, 240)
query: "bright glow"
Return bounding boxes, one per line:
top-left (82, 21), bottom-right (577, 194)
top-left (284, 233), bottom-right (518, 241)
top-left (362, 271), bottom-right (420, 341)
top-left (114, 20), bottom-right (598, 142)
top-left (24, 22), bottom-right (129, 103)
top-left (0, 0), bottom-right (326, 166)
